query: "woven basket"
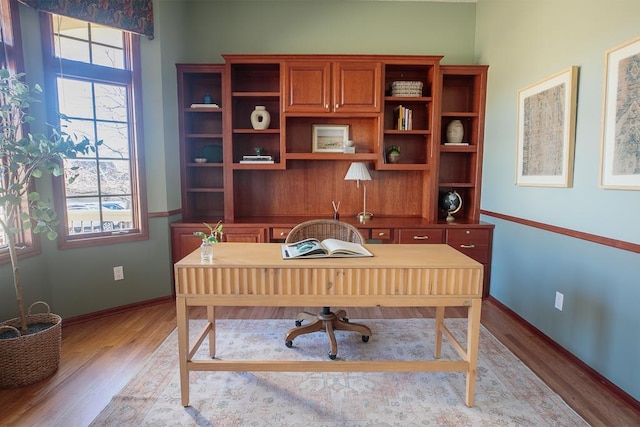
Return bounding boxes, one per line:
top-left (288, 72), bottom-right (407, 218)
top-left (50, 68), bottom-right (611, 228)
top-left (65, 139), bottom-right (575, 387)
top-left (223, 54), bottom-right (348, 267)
top-left (390, 81), bottom-right (423, 97)
top-left (0, 302), bottom-right (62, 388)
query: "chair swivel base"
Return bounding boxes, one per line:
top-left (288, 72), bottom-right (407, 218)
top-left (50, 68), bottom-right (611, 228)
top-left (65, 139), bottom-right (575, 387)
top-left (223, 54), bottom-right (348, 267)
top-left (284, 310), bottom-right (371, 360)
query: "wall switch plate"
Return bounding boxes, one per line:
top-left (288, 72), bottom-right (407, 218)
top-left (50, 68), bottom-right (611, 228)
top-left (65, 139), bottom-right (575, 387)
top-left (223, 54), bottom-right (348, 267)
top-left (555, 291), bottom-right (564, 311)
top-left (113, 266), bottom-right (124, 281)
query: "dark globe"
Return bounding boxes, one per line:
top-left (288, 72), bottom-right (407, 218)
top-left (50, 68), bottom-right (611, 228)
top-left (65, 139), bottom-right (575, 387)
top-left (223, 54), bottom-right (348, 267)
top-left (440, 191), bottom-right (462, 222)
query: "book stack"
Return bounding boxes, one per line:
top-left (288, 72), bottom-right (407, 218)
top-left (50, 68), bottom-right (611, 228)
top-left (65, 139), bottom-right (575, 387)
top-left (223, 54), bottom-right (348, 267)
top-left (239, 155), bottom-right (274, 164)
top-left (394, 105), bottom-right (413, 130)
top-left (190, 103), bottom-right (219, 108)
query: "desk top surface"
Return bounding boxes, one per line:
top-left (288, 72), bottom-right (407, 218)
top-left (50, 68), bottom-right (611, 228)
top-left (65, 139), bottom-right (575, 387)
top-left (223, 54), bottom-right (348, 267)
top-left (175, 243), bottom-right (481, 270)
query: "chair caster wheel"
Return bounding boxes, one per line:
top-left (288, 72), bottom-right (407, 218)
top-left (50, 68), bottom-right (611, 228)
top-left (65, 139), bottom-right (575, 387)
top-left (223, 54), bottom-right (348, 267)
top-left (328, 352), bottom-right (337, 360)
top-left (295, 320), bottom-right (302, 327)
top-left (362, 335), bottom-right (370, 343)
top-left (285, 340), bottom-right (293, 348)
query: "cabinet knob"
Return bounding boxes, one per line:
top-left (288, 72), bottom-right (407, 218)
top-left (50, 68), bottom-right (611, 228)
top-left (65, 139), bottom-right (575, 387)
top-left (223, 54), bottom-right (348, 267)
top-left (325, 103), bottom-right (329, 109)
top-left (378, 232), bottom-right (385, 237)
top-left (413, 235), bottom-right (429, 240)
top-left (335, 103), bottom-right (339, 110)
top-left (280, 231), bottom-right (286, 236)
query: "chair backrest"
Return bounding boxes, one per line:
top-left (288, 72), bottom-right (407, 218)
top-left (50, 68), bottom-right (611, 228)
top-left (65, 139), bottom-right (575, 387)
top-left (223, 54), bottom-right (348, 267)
top-left (285, 219), bottom-right (364, 244)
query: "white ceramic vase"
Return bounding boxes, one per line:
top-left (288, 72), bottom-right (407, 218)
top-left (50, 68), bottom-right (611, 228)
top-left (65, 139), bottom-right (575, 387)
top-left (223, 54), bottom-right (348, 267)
top-left (250, 106), bottom-right (271, 130)
top-left (446, 120), bottom-right (464, 143)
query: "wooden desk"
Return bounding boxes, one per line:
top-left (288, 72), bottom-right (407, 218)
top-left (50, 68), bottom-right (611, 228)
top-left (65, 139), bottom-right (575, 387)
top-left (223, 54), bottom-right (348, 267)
top-left (174, 243), bottom-right (484, 407)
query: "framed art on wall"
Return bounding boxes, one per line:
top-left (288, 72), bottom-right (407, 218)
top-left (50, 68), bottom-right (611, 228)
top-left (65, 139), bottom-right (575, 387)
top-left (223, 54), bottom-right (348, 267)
top-left (516, 66), bottom-right (579, 187)
top-left (600, 35), bottom-right (640, 190)
top-left (312, 124), bottom-right (349, 153)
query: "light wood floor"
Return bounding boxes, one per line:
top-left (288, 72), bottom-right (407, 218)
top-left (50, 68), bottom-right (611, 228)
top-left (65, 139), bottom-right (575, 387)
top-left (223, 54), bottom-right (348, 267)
top-left (1, 299), bottom-right (638, 426)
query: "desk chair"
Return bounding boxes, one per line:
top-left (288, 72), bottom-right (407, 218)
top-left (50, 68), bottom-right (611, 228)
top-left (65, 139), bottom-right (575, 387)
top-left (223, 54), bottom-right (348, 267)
top-left (283, 219), bottom-right (372, 359)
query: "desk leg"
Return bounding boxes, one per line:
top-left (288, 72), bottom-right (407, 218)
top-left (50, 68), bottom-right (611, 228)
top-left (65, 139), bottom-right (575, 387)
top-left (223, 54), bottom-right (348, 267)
top-left (176, 297), bottom-right (190, 407)
top-left (465, 298), bottom-right (482, 407)
top-left (434, 306), bottom-right (445, 358)
top-left (207, 306), bottom-right (216, 357)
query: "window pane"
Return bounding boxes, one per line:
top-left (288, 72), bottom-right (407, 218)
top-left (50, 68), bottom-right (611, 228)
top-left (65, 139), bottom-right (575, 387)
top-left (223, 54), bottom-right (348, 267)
top-left (91, 24), bottom-right (123, 48)
top-left (94, 83), bottom-right (127, 121)
top-left (99, 160), bottom-right (132, 195)
top-left (58, 78), bottom-right (94, 119)
top-left (96, 122), bottom-right (130, 159)
top-left (55, 16), bottom-right (89, 40)
top-left (92, 44), bottom-right (124, 69)
top-left (54, 35), bottom-right (90, 63)
top-left (65, 159), bottom-right (99, 197)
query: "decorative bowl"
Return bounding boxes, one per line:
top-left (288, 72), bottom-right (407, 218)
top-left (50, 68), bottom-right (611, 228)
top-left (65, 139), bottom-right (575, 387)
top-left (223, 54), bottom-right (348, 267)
top-left (194, 158), bottom-right (207, 163)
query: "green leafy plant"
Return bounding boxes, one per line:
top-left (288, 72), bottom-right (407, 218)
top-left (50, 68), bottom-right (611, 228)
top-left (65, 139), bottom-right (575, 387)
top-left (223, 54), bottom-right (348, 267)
top-left (193, 220), bottom-right (224, 244)
top-left (1, 69), bottom-right (94, 334)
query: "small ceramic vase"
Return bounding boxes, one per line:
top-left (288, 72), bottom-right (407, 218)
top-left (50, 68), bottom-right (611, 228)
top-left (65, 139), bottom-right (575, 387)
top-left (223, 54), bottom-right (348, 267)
top-left (250, 106), bottom-right (271, 130)
top-left (446, 120), bottom-right (464, 143)
top-left (387, 146), bottom-right (401, 164)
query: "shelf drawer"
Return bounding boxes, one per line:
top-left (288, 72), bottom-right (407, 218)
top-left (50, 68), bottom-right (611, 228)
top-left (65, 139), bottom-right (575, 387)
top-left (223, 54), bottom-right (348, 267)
top-left (446, 228), bottom-right (491, 263)
top-left (271, 227), bottom-right (293, 240)
top-left (371, 228), bottom-right (392, 241)
top-left (397, 228), bottom-right (444, 244)
top-left (446, 228), bottom-right (491, 245)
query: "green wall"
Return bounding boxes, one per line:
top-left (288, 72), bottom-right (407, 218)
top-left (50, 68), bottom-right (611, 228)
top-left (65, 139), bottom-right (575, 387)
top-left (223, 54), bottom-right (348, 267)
top-left (476, 0), bottom-right (640, 401)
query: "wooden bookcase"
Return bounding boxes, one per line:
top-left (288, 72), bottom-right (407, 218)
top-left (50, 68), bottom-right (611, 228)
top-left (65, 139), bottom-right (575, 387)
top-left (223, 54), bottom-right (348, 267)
top-left (173, 56), bottom-right (494, 296)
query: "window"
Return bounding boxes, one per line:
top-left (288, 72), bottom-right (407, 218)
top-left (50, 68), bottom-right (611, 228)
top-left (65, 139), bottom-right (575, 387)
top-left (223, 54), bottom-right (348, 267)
top-left (41, 14), bottom-right (147, 248)
top-left (1, 0), bottom-right (40, 263)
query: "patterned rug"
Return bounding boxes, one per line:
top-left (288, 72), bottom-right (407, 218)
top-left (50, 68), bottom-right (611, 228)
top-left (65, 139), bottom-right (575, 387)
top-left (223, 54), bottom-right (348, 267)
top-left (90, 319), bottom-right (588, 426)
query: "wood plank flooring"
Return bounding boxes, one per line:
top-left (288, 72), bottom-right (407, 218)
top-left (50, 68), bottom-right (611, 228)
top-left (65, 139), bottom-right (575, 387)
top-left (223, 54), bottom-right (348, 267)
top-left (0, 299), bottom-right (638, 426)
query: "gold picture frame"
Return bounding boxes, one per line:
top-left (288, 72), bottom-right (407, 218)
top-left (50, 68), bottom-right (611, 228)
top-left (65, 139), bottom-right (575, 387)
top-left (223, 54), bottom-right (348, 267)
top-left (600, 35), bottom-right (640, 190)
top-left (312, 124), bottom-right (349, 153)
top-left (516, 66), bottom-right (579, 187)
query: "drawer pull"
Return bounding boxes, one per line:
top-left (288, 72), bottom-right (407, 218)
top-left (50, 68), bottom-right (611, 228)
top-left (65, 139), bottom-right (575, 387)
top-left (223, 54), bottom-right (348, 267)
top-left (378, 232), bottom-right (386, 237)
top-left (413, 235), bottom-right (429, 240)
top-left (280, 231), bottom-right (286, 236)
top-left (460, 244), bottom-right (475, 249)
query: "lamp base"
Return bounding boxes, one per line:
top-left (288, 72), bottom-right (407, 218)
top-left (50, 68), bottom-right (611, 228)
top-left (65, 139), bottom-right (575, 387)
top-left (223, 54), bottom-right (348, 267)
top-left (356, 212), bottom-right (373, 224)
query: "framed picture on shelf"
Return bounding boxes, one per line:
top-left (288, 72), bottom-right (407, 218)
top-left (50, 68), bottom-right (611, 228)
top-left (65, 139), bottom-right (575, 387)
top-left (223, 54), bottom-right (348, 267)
top-left (600, 35), bottom-right (640, 190)
top-left (516, 66), bottom-right (579, 187)
top-left (312, 124), bottom-right (349, 153)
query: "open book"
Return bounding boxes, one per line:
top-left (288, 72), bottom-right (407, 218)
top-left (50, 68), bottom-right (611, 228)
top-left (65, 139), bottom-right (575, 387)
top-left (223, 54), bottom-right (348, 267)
top-left (281, 238), bottom-right (373, 259)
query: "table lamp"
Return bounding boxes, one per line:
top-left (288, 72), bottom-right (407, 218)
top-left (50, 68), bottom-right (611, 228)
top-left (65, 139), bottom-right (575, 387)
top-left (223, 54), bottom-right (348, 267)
top-left (344, 162), bottom-right (373, 223)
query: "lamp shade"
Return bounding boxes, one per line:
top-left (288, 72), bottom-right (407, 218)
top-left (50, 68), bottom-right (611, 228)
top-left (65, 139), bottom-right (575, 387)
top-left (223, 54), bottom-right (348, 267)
top-left (344, 162), bottom-right (372, 181)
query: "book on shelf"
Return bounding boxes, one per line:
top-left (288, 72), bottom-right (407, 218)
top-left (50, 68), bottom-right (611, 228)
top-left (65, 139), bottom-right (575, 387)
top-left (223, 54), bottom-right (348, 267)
top-left (242, 155), bottom-right (273, 160)
top-left (394, 105), bottom-right (413, 130)
top-left (281, 238), bottom-right (373, 259)
top-left (190, 103), bottom-right (219, 108)
top-left (240, 154), bottom-right (274, 164)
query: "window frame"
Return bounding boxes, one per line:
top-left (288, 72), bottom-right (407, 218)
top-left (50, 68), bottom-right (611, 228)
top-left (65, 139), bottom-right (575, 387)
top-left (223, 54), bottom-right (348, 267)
top-left (39, 13), bottom-right (148, 249)
top-left (1, 0), bottom-right (42, 265)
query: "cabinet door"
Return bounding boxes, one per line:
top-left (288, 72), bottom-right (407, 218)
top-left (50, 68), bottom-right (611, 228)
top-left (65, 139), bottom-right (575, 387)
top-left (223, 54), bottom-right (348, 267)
top-left (333, 61), bottom-right (382, 113)
top-left (284, 61), bottom-right (331, 113)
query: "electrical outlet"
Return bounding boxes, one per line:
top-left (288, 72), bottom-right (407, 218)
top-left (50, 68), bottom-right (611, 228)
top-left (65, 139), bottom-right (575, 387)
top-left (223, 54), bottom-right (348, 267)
top-left (555, 291), bottom-right (564, 311)
top-left (113, 266), bottom-right (124, 281)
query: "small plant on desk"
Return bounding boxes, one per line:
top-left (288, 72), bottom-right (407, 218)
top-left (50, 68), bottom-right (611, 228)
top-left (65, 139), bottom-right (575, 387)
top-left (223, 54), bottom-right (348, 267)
top-left (193, 221), bottom-right (223, 261)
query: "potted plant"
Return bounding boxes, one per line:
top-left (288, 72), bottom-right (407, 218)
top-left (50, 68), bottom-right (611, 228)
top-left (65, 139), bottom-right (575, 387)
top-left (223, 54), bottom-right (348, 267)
top-left (193, 220), bottom-right (223, 261)
top-left (0, 69), bottom-right (93, 388)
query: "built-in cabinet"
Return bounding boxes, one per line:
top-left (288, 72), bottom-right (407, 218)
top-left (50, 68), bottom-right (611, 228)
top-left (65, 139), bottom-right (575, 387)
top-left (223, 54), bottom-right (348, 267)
top-left (172, 55), bottom-right (494, 296)
top-left (284, 60), bottom-right (382, 113)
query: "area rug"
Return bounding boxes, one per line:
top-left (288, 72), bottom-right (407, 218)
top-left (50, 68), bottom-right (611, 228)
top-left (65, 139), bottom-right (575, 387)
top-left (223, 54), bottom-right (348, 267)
top-left (90, 319), bottom-right (588, 426)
